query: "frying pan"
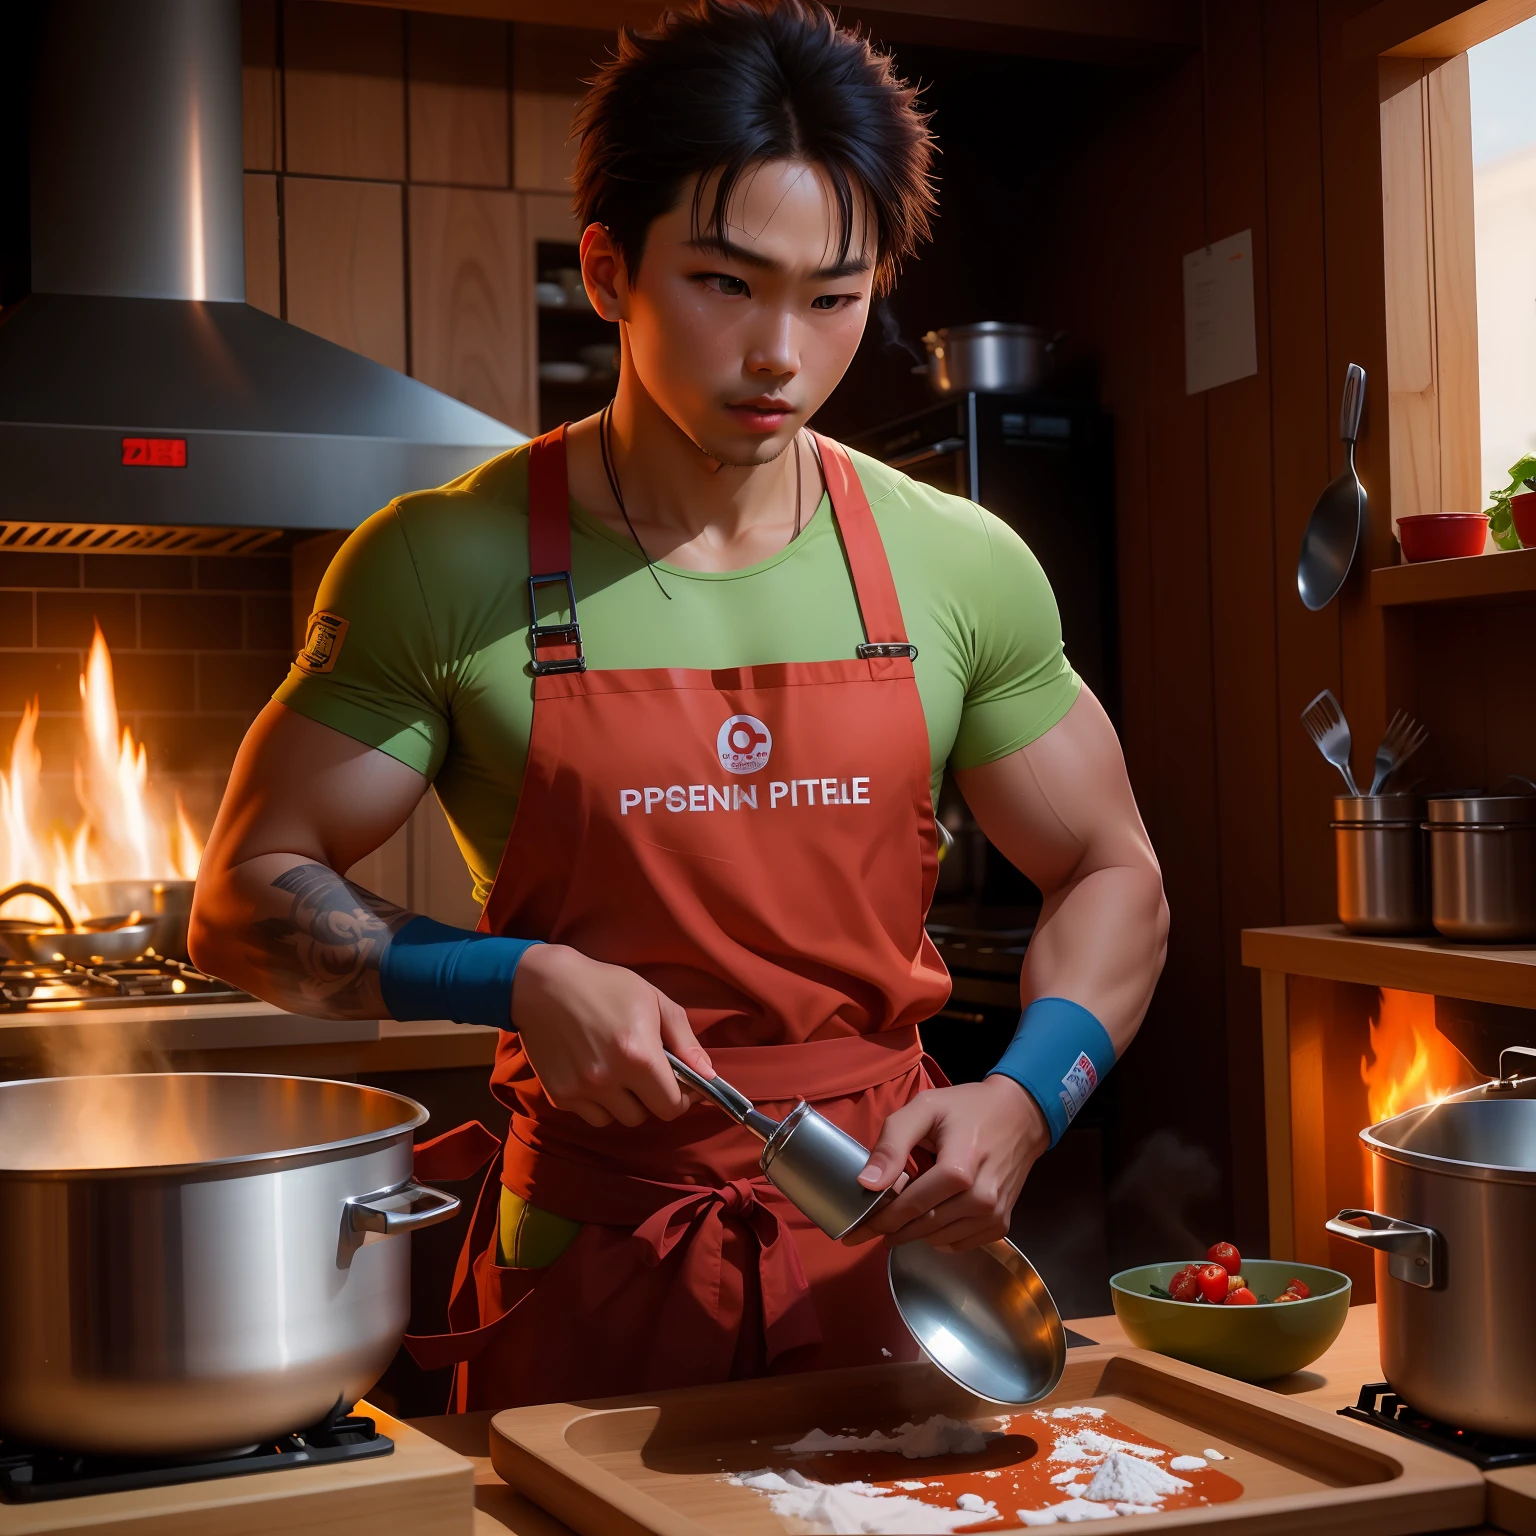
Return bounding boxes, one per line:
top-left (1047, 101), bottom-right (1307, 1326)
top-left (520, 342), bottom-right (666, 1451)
top-left (0, 882), bottom-right (156, 966)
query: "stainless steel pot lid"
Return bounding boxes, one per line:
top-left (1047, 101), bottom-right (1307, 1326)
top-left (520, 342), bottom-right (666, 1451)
top-left (1426, 794), bottom-right (1536, 825)
top-left (922, 321), bottom-right (1055, 347)
top-left (888, 1236), bottom-right (1065, 1404)
top-left (0, 1072), bottom-right (427, 1177)
top-left (1333, 794), bottom-right (1425, 823)
top-left (1363, 1085), bottom-right (1536, 1185)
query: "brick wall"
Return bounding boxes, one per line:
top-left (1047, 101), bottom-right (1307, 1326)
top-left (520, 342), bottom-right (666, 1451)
top-left (0, 548), bottom-right (293, 833)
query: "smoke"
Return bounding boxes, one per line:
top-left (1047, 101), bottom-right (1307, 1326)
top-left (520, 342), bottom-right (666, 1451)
top-left (877, 299), bottom-right (925, 365)
top-left (1106, 1130), bottom-right (1223, 1264)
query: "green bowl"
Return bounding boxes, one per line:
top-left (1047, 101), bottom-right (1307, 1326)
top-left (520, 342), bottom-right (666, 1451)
top-left (1109, 1260), bottom-right (1351, 1382)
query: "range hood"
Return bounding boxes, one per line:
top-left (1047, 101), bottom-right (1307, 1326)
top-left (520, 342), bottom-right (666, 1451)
top-left (0, 0), bottom-right (523, 532)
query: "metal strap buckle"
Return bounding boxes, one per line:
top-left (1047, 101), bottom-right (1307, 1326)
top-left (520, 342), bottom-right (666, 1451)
top-left (857, 642), bottom-right (918, 660)
top-left (528, 570), bottom-right (587, 675)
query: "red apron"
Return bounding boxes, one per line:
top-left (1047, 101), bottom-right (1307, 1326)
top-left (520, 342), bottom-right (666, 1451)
top-left (407, 426), bottom-right (951, 1410)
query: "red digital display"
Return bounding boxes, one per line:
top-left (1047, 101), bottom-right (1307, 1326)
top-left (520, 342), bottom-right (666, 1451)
top-left (121, 437), bottom-right (187, 468)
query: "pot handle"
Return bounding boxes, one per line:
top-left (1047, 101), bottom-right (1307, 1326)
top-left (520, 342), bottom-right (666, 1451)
top-left (1326, 1208), bottom-right (1438, 1288)
top-left (347, 1179), bottom-right (461, 1236)
top-left (1495, 1046), bottom-right (1536, 1088)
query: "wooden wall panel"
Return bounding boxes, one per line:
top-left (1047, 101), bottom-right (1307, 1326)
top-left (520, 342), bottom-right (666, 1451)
top-left (1263, 0), bottom-right (1344, 929)
top-left (408, 13), bottom-right (511, 187)
top-left (511, 23), bottom-right (604, 192)
top-left (1426, 54), bottom-right (1482, 515)
top-left (283, 0), bottom-right (406, 181)
top-left (409, 186), bottom-right (531, 431)
top-left (1205, 0), bottom-right (1284, 1246)
top-left (242, 0), bottom-right (282, 172)
top-left (243, 173), bottom-right (283, 317)
top-left (283, 176), bottom-right (407, 372)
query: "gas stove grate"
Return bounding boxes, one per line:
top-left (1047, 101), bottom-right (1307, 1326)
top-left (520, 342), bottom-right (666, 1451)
top-left (0, 1411), bottom-right (393, 1502)
top-left (1340, 1383), bottom-right (1536, 1468)
top-left (0, 955), bottom-right (249, 1012)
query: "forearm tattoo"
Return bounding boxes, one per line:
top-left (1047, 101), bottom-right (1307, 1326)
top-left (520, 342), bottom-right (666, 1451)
top-left (247, 862), bottom-right (412, 1017)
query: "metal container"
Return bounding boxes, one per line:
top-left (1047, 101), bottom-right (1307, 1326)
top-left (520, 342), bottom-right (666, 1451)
top-left (1328, 1049), bottom-right (1536, 1436)
top-left (0, 1073), bottom-right (459, 1455)
top-left (888, 1235), bottom-right (1065, 1405)
top-left (666, 1052), bottom-right (886, 1238)
top-left (918, 323), bottom-right (1061, 396)
top-left (1423, 794), bottom-right (1536, 941)
top-left (1331, 794), bottom-right (1428, 934)
top-left (75, 877), bottom-right (196, 959)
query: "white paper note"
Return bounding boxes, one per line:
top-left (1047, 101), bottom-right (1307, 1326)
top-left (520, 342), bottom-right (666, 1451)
top-left (1183, 229), bottom-right (1258, 395)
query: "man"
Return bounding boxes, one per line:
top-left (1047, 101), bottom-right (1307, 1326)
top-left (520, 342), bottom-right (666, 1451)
top-left (189, 0), bottom-right (1167, 1410)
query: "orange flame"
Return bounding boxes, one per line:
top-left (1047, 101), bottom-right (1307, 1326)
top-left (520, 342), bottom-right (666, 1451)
top-left (1361, 988), bottom-right (1482, 1123)
top-left (0, 625), bottom-right (203, 924)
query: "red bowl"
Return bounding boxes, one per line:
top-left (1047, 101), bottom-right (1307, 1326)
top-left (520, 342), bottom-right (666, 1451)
top-left (1397, 513), bottom-right (1488, 562)
top-left (1511, 491), bottom-right (1536, 550)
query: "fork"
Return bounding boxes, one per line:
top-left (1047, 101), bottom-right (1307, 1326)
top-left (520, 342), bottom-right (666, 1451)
top-left (1301, 689), bottom-right (1361, 796)
top-left (1367, 710), bottom-right (1428, 795)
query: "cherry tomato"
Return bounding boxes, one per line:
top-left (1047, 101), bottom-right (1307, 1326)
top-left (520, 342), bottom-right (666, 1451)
top-left (1284, 1278), bottom-right (1311, 1299)
top-left (1207, 1242), bottom-right (1242, 1272)
top-left (1196, 1263), bottom-right (1230, 1304)
top-left (1224, 1286), bottom-right (1258, 1306)
top-left (1169, 1269), bottom-right (1200, 1303)
top-left (1273, 1291), bottom-right (1300, 1303)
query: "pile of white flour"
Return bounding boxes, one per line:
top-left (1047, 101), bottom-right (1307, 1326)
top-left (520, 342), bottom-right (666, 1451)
top-left (732, 1469), bottom-right (997, 1534)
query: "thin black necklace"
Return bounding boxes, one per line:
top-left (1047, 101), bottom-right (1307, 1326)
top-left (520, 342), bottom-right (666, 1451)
top-left (597, 403), bottom-right (805, 601)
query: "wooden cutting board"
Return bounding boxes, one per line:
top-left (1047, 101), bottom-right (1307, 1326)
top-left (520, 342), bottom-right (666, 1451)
top-left (1487, 1466), bottom-right (1536, 1536)
top-left (488, 1347), bottom-right (1486, 1535)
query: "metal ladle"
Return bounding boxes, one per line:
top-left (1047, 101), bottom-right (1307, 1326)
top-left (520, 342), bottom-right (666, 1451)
top-left (667, 1052), bottom-right (1068, 1404)
top-left (1298, 363), bottom-right (1368, 611)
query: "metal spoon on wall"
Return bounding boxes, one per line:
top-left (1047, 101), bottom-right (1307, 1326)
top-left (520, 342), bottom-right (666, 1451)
top-left (1298, 363), bottom-right (1368, 610)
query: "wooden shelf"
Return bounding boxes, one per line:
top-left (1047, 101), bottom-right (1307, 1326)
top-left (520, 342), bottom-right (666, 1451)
top-left (1371, 546), bottom-right (1536, 606)
top-left (1242, 923), bottom-right (1536, 1007)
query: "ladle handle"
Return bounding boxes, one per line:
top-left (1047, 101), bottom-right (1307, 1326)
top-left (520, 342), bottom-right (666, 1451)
top-left (1339, 362), bottom-right (1366, 444)
top-left (0, 883), bottom-right (75, 930)
top-left (664, 1051), bottom-right (776, 1140)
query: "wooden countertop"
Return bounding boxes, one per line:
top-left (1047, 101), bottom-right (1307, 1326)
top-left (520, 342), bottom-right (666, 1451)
top-left (409, 1303), bottom-right (1505, 1535)
top-left (4, 1015), bottom-right (497, 1078)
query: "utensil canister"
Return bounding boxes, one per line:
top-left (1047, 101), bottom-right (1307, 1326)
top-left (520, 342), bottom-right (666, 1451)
top-left (1424, 793), bottom-right (1536, 941)
top-left (1331, 795), bottom-right (1428, 934)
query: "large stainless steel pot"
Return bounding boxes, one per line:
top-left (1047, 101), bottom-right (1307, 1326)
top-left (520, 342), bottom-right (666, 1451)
top-left (1331, 794), bottom-right (1429, 934)
top-left (1328, 1048), bottom-right (1536, 1436)
top-left (918, 322), bottom-right (1062, 396)
top-left (0, 1073), bottom-right (459, 1455)
top-left (1423, 793), bottom-right (1536, 941)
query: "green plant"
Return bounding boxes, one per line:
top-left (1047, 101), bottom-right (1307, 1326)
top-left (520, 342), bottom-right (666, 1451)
top-left (1485, 453), bottom-right (1536, 551)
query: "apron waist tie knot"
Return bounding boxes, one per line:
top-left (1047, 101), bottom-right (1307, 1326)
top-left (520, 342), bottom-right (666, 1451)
top-left (633, 1176), bottom-right (822, 1369)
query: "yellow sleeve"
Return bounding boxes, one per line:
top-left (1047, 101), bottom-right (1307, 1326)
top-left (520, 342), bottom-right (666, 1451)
top-left (274, 504), bottom-right (448, 778)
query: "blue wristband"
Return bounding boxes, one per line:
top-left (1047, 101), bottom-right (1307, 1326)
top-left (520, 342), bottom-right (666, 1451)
top-left (988, 997), bottom-right (1116, 1147)
top-left (378, 915), bottom-right (540, 1029)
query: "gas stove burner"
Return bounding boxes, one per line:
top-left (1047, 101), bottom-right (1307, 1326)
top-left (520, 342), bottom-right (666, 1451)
top-left (0, 1410), bottom-right (393, 1502)
top-left (1340, 1383), bottom-right (1536, 1468)
top-left (0, 954), bottom-right (249, 1012)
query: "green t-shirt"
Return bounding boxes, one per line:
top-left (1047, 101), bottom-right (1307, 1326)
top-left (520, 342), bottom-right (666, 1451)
top-left (276, 443), bottom-right (1079, 906)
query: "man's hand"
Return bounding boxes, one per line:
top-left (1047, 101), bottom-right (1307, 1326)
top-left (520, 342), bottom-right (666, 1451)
top-left (511, 943), bottom-right (714, 1129)
top-left (844, 1077), bottom-right (1049, 1252)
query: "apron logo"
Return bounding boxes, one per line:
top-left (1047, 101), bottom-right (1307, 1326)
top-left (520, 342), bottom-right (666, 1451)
top-left (717, 713), bottom-right (772, 774)
top-left (295, 610), bottom-right (349, 675)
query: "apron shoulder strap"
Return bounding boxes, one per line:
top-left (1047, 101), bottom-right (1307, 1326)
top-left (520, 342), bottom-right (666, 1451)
top-left (812, 433), bottom-right (915, 658)
top-left (525, 425), bottom-right (586, 676)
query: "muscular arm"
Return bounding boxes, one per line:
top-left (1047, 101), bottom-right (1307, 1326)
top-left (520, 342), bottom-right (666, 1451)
top-left (855, 687), bottom-right (1168, 1250)
top-left (187, 702), bottom-right (429, 1018)
top-left (959, 684), bottom-right (1168, 1044)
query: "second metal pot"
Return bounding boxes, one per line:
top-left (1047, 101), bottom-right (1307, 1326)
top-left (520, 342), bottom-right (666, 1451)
top-left (1328, 1049), bottom-right (1536, 1436)
top-left (918, 323), bottom-right (1062, 396)
top-left (1332, 794), bottom-right (1428, 934)
top-left (75, 877), bottom-right (196, 960)
top-left (0, 1072), bottom-right (459, 1455)
top-left (1424, 794), bottom-right (1536, 941)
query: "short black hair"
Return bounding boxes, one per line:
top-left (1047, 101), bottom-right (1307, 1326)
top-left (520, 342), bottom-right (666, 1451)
top-left (572, 0), bottom-right (936, 295)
